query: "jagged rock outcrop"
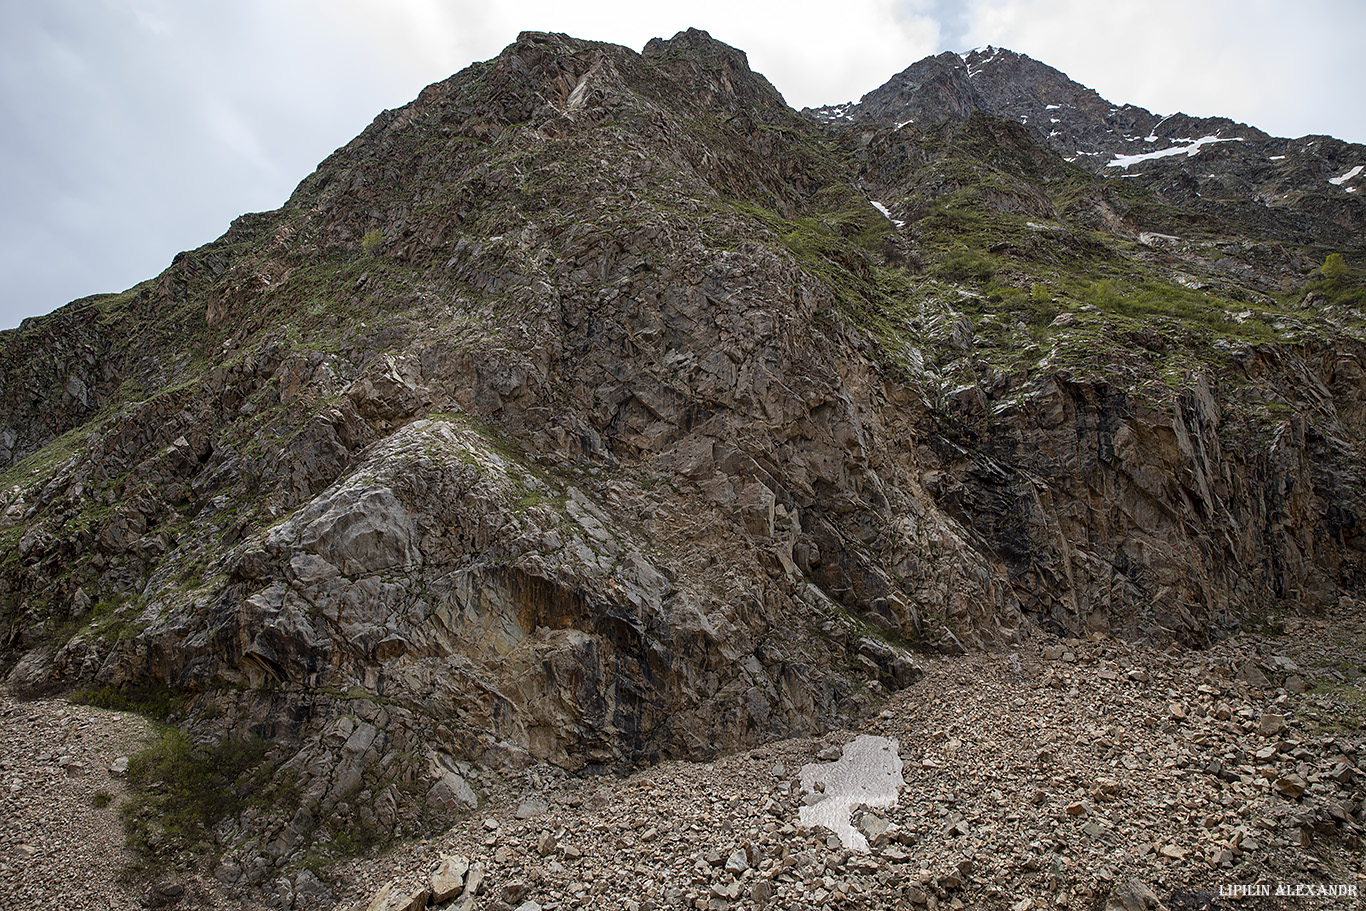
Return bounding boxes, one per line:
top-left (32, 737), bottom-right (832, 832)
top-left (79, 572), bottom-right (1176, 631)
top-left (1, 28), bottom-right (1364, 873)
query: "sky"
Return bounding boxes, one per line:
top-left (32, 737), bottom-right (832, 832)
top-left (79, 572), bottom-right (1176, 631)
top-left (2, 0), bottom-right (1362, 331)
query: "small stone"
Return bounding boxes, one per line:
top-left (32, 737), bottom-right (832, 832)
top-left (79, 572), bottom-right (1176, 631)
top-left (516, 797), bottom-right (548, 819)
top-left (1238, 662), bottom-right (1270, 688)
top-left (108, 757), bottom-right (129, 778)
top-left (365, 883), bottom-right (430, 911)
top-left (1285, 675), bottom-right (1307, 693)
top-left (1258, 714), bottom-right (1288, 736)
top-left (1106, 879), bottom-right (1162, 911)
top-left (1274, 775), bottom-right (1307, 799)
top-left (1167, 703), bottom-right (1187, 720)
top-left (859, 812), bottom-right (891, 843)
top-left (710, 880), bottom-right (742, 900)
top-left (750, 880), bottom-right (775, 905)
top-left (431, 854), bottom-right (469, 903)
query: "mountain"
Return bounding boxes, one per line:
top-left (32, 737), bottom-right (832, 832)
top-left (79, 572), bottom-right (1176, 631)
top-left (1, 29), bottom-right (1363, 897)
top-left (808, 46), bottom-right (1366, 252)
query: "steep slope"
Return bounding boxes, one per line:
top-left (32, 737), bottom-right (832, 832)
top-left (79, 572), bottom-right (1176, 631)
top-left (0, 30), bottom-right (977, 866)
top-left (1, 29), bottom-right (1364, 881)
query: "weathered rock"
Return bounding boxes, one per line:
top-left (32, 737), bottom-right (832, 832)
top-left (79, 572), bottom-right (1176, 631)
top-left (365, 883), bottom-right (429, 911)
top-left (1258, 713), bottom-right (1288, 737)
top-left (428, 770), bottom-right (478, 813)
top-left (515, 796), bottom-right (548, 819)
top-left (1105, 879), bottom-right (1166, 911)
top-left (1274, 774), bottom-right (1307, 799)
top-left (430, 854), bottom-right (469, 904)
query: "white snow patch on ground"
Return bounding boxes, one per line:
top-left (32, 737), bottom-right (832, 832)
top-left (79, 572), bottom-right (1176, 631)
top-left (1329, 165), bottom-right (1364, 186)
top-left (1270, 155), bottom-right (1286, 161)
top-left (896, 119), bottom-right (914, 129)
top-left (870, 201), bottom-right (905, 228)
top-left (1045, 104), bottom-right (1061, 110)
top-left (799, 735), bottom-right (903, 851)
top-left (1107, 136), bottom-right (1242, 169)
top-left (1145, 114), bottom-right (1176, 142)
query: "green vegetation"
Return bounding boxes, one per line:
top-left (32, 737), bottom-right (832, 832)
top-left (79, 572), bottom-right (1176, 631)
top-left (1290, 251), bottom-right (1366, 310)
top-left (361, 228), bottom-right (384, 255)
top-left (120, 727), bottom-right (274, 860)
top-left (1322, 252), bottom-right (1348, 281)
top-left (71, 682), bottom-right (191, 722)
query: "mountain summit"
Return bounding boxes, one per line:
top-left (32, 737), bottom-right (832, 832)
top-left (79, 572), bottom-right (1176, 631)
top-left (1, 29), bottom-right (1363, 898)
top-left (809, 45), bottom-right (1366, 248)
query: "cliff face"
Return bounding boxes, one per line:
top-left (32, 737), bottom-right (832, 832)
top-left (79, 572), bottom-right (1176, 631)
top-left (2, 29), bottom-right (1364, 860)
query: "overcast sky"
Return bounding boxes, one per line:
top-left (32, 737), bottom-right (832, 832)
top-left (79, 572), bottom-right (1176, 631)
top-left (2, 0), bottom-right (1362, 330)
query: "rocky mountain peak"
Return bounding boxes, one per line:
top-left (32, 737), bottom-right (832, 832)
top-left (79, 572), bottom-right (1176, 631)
top-left (805, 44), bottom-right (1366, 247)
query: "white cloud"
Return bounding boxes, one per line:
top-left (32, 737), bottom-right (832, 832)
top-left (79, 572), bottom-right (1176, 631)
top-left (295, 0), bottom-right (942, 108)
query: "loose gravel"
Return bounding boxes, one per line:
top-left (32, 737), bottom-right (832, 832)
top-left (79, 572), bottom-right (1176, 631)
top-left (3, 600), bottom-right (1363, 911)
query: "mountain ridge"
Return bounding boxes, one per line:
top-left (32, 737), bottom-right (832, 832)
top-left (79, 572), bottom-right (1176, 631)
top-left (807, 44), bottom-right (1366, 252)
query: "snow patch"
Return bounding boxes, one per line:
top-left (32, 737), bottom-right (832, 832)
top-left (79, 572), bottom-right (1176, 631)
top-left (1329, 165), bottom-right (1364, 186)
top-left (1106, 135), bottom-right (1243, 170)
top-left (964, 45), bottom-right (1001, 78)
top-left (799, 736), bottom-right (903, 852)
top-left (870, 200), bottom-right (905, 228)
top-left (1045, 104), bottom-right (1061, 110)
top-left (1145, 114), bottom-right (1175, 142)
top-left (1269, 155), bottom-right (1286, 161)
